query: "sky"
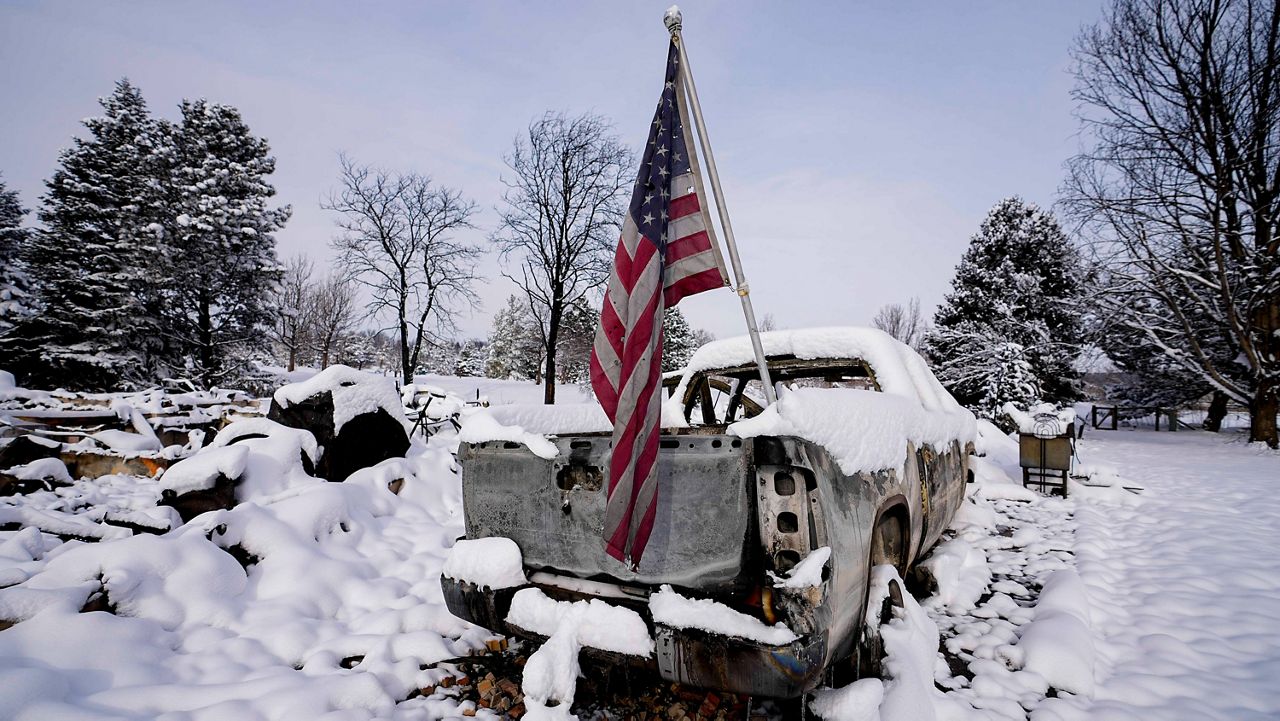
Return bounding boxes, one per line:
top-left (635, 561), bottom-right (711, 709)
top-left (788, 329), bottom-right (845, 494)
top-left (0, 0), bottom-right (1105, 341)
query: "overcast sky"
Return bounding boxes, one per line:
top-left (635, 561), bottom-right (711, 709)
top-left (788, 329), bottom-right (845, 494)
top-left (0, 0), bottom-right (1104, 341)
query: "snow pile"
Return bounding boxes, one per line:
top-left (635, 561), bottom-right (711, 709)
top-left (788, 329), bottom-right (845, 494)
top-left (481, 403), bottom-right (611, 436)
top-left (774, 545), bottom-right (831, 588)
top-left (157, 445), bottom-right (249, 495)
top-left (649, 585), bottom-right (797, 645)
top-left (1002, 402), bottom-right (1075, 437)
top-left (442, 537), bottom-right (528, 590)
top-left (728, 387), bottom-right (974, 476)
top-left (918, 537), bottom-right (991, 613)
top-left (506, 587), bottom-right (653, 657)
top-left (521, 614), bottom-right (583, 721)
top-left (973, 419), bottom-right (1018, 466)
top-left (1017, 569), bottom-right (1095, 695)
top-left (866, 565), bottom-right (981, 721)
top-left (3, 458), bottom-right (72, 486)
top-left (205, 418), bottom-right (321, 502)
top-left (0, 439), bottom-right (494, 719)
top-left (456, 409), bottom-right (561, 459)
top-left (272, 365), bottom-right (411, 433)
top-left (968, 455), bottom-right (1038, 502)
top-left (809, 678), bottom-right (885, 721)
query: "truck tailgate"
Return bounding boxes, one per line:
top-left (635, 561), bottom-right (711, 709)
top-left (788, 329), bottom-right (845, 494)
top-left (458, 434), bottom-right (754, 592)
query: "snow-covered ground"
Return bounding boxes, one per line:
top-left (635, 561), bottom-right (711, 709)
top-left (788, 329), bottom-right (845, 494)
top-left (2, 373), bottom-right (1278, 721)
top-left (1038, 431), bottom-right (1280, 720)
top-left (849, 427), bottom-right (1280, 721)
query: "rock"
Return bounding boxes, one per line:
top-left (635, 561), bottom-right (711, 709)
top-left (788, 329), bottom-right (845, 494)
top-left (266, 377), bottom-right (411, 482)
top-left (0, 457), bottom-right (72, 496)
top-left (0, 435), bottom-right (61, 469)
top-left (159, 471), bottom-right (238, 523)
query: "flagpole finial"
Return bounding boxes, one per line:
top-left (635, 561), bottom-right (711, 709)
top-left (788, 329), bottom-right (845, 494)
top-left (664, 5), bottom-right (682, 34)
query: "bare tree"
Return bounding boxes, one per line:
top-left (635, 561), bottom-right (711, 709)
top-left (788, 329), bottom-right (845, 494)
top-left (311, 271), bottom-right (361, 369)
top-left (491, 112), bottom-right (633, 403)
top-left (1064, 0), bottom-right (1280, 446)
top-left (325, 155), bottom-right (479, 384)
top-left (271, 254), bottom-right (316, 372)
top-left (873, 297), bottom-right (926, 350)
top-left (758, 314), bottom-right (778, 332)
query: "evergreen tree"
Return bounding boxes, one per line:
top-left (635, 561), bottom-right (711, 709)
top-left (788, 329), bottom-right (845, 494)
top-left (0, 177), bottom-right (34, 348)
top-left (454, 340), bottom-right (487, 377)
top-left (162, 99), bottom-right (289, 388)
top-left (22, 79), bottom-right (167, 389)
top-left (555, 299), bottom-right (596, 385)
top-left (485, 295), bottom-right (542, 380)
top-left (662, 307), bottom-right (699, 372)
top-left (925, 197), bottom-right (1086, 421)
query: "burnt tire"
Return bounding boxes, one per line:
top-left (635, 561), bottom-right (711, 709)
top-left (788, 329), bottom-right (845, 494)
top-left (855, 571), bottom-right (903, 679)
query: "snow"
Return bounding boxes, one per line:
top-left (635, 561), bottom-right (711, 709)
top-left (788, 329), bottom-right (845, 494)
top-left (918, 536), bottom-right (991, 613)
top-left (1002, 402), bottom-right (1075, 437)
top-left (729, 386), bottom-right (974, 476)
top-left (157, 445), bottom-right (249, 495)
top-left (1017, 570), bottom-right (1095, 696)
top-left (4, 458), bottom-right (72, 485)
top-left (521, 615), bottom-right (583, 721)
top-left (442, 537), bottom-right (528, 590)
top-left (774, 545), bottom-right (831, 588)
top-left (482, 403), bottom-right (611, 436)
top-left (649, 584), bottom-right (798, 645)
top-left (272, 364), bottom-right (412, 433)
top-left (506, 587), bottom-right (653, 657)
top-left (809, 678), bottom-right (885, 721)
top-left (456, 409), bottom-right (561, 459)
top-left (3, 367), bottom-right (1279, 721)
top-left (670, 327), bottom-right (968, 416)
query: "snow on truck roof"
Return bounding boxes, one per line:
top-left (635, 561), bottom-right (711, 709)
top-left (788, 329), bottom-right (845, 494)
top-left (673, 326), bottom-right (964, 414)
top-left (679, 327), bottom-right (975, 476)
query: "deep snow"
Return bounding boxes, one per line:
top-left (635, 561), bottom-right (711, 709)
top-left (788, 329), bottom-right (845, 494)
top-left (2, 375), bottom-right (1277, 721)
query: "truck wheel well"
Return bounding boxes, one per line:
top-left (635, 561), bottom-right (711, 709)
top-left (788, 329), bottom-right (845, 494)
top-left (870, 504), bottom-right (909, 576)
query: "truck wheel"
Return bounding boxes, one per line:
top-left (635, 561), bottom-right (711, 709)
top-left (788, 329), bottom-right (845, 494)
top-left (856, 569), bottom-right (904, 679)
top-left (856, 515), bottom-right (907, 678)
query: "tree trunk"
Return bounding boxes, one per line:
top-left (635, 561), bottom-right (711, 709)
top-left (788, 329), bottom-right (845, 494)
top-left (543, 299), bottom-right (562, 405)
top-left (399, 315), bottom-right (411, 386)
top-left (1203, 390), bottom-right (1229, 432)
top-left (288, 344), bottom-right (297, 373)
top-left (1250, 378), bottom-right (1278, 448)
top-left (198, 294), bottom-right (214, 389)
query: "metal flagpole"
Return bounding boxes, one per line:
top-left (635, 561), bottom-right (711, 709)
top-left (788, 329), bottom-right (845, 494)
top-left (664, 6), bottom-right (778, 405)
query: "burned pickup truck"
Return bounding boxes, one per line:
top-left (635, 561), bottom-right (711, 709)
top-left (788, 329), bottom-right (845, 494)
top-left (442, 327), bottom-right (975, 698)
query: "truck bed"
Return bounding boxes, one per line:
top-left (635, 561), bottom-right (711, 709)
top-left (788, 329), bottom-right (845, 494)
top-left (458, 433), bottom-right (756, 593)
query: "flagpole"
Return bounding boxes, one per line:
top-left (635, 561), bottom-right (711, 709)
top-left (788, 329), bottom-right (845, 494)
top-left (664, 6), bottom-right (777, 405)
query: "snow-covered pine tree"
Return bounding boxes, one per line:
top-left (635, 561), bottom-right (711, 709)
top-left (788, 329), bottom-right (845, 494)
top-left (555, 299), bottom-right (596, 385)
top-left (454, 340), bottom-right (486, 377)
top-left (0, 178), bottom-right (34, 348)
top-left (662, 307), bottom-right (699, 373)
top-left (163, 99), bottom-right (289, 388)
top-left (925, 197), bottom-right (1085, 421)
top-left (21, 80), bottom-right (168, 389)
top-left (485, 295), bottom-right (542, 380)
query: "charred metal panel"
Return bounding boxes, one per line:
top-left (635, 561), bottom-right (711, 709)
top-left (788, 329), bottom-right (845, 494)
top-left (459, 435), bottom-right (754, 592)
top-left (654, 625), bottom-right (828, 698)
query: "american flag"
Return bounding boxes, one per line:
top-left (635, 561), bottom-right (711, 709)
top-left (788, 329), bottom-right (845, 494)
top-left (590, 39), bottom-right (730, 565)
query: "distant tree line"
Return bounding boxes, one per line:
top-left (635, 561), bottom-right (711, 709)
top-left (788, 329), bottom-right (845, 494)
top-left (0, 81), bottom-right (718, 397)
